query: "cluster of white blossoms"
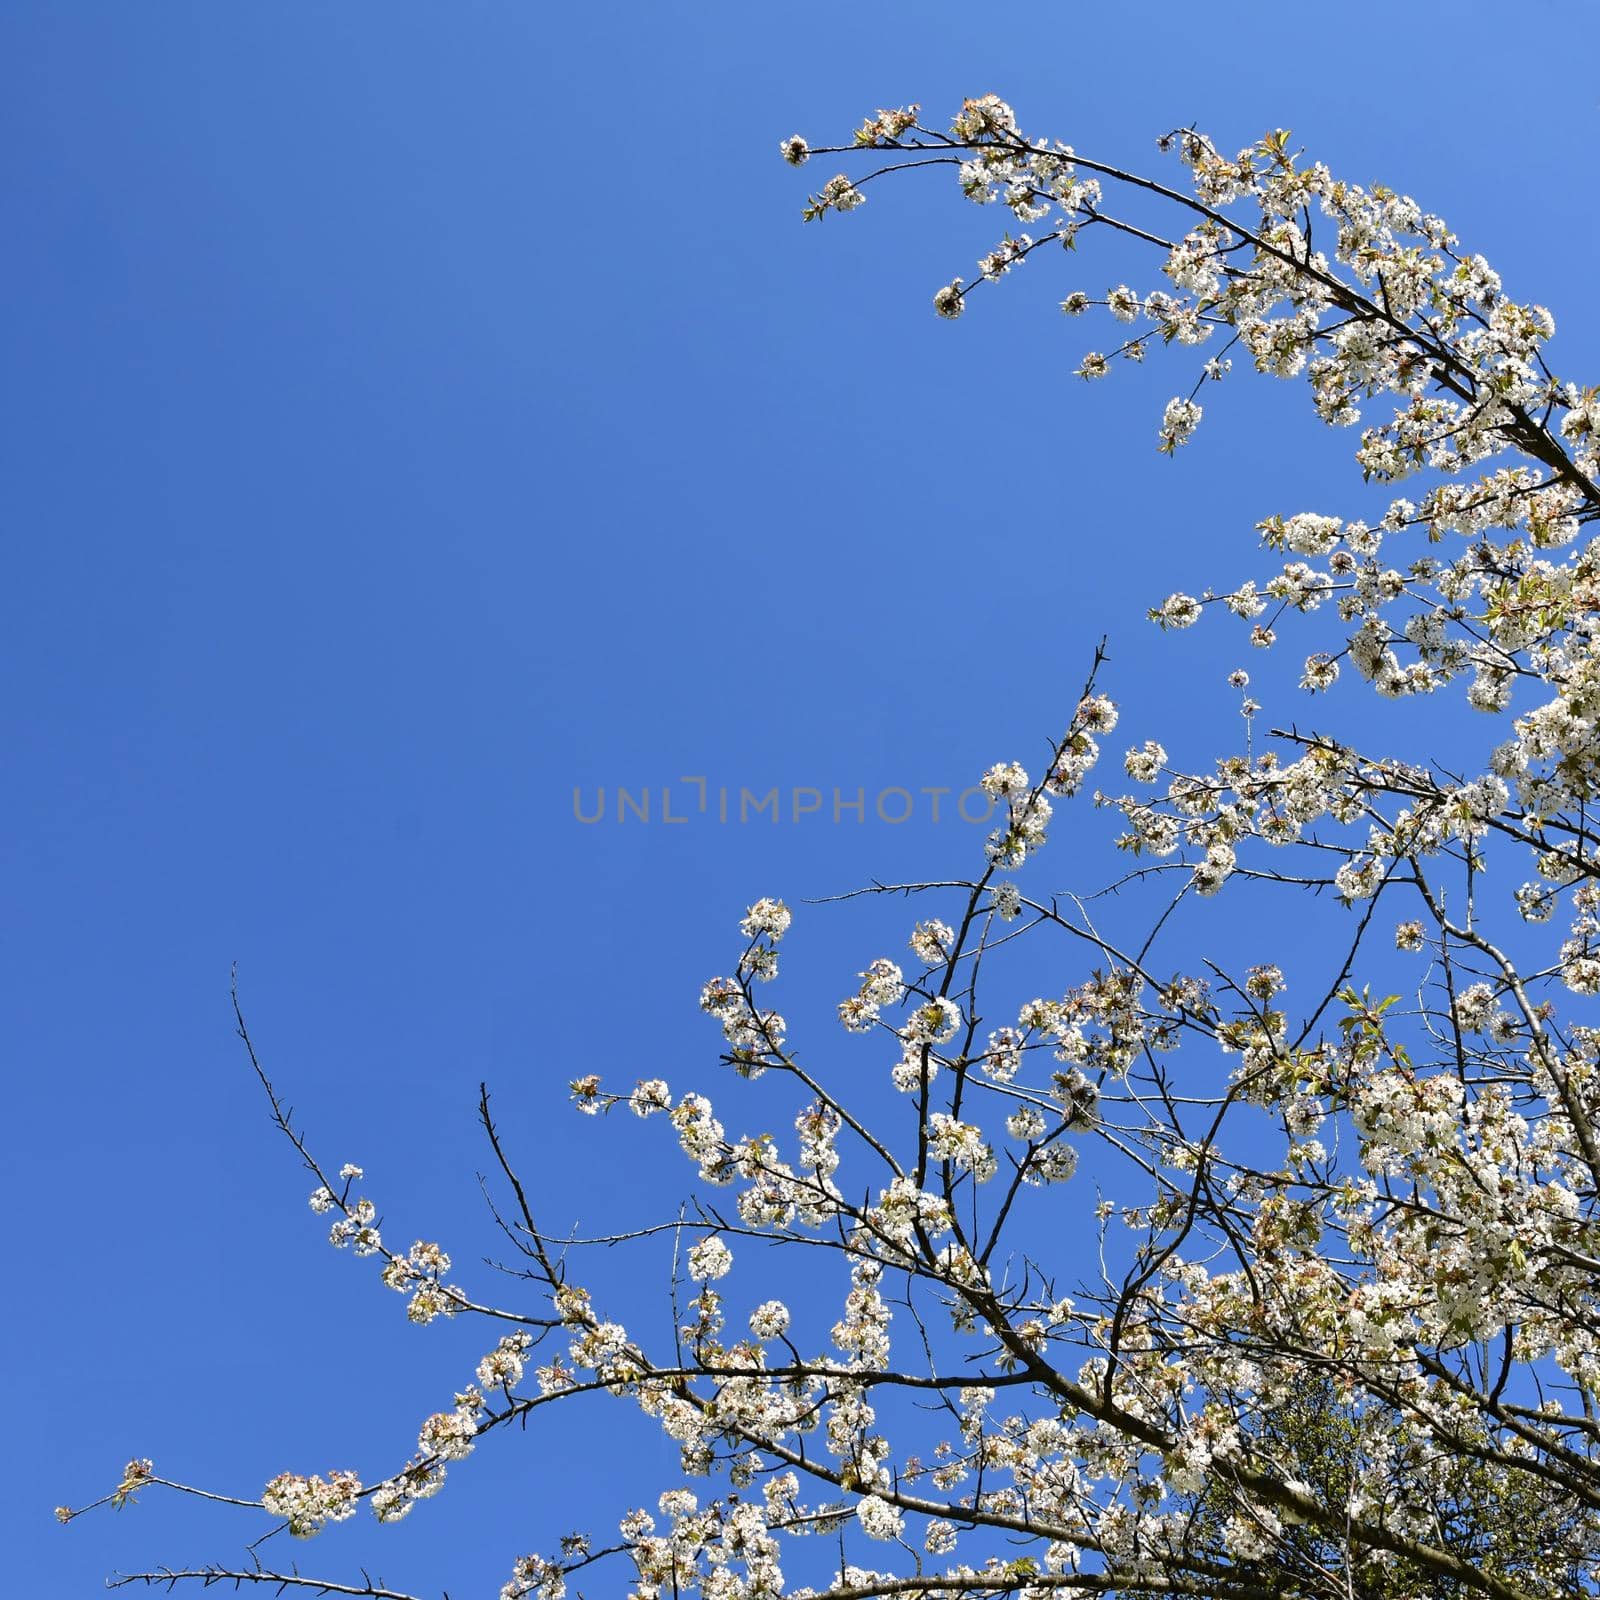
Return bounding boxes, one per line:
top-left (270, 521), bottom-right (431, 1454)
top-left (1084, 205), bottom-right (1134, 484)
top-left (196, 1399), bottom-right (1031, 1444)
top-left (500, 1551), bottom-right (569, 1600)
top-left (854, 1494), bottom-right (905, 1542)
top-left (837, 955), bottom-right (904, 1033)
top-left (678, 898), bottom-right (797, 1081)
top-left (687, 1235), bottom-right (735, 1282)
top-left (477, 1331), bottom-right (534, 1393)
top-left (261, 1469), bottom-right (361, 1540)
top-left (308, 1166), bottom-right (468, 1326)
top-left (971, 702), bottom-right (1113, 876)
top-left (926, 1112), bottom-right (995, 1182)
top-left (1159, 395), bottom-right (1202, 453)
top-left (748, 1299), bottom-right (790, 1340)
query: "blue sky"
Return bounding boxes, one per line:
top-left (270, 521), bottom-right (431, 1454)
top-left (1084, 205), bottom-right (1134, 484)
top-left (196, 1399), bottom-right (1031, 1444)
top-left (8, 2), bottom-right (1599, 1595)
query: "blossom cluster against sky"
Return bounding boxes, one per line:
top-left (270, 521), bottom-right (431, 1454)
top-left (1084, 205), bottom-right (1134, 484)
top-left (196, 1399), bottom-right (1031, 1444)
top-left (7, 1), bottom-right (1600, 1594)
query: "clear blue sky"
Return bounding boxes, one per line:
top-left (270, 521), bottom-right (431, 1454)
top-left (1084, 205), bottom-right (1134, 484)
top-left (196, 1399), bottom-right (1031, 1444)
top-left (7, 3), bottom-right (1598, 1595)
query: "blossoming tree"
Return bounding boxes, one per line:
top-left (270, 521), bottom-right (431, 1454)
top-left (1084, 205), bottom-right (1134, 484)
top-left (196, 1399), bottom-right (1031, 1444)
top-left (68, 98), bottom-right (1600, 1600)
